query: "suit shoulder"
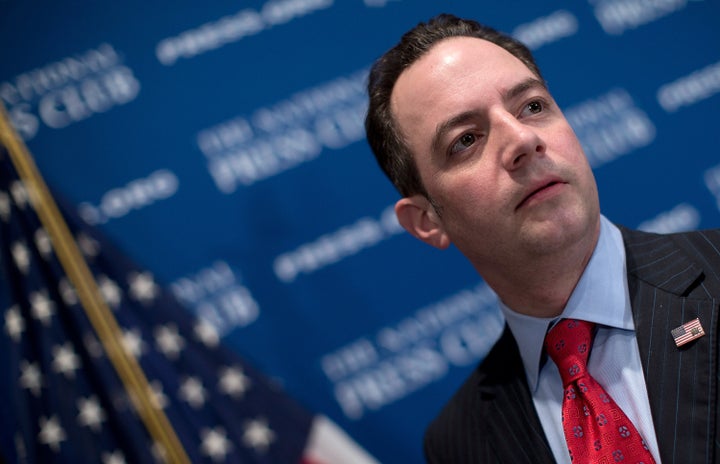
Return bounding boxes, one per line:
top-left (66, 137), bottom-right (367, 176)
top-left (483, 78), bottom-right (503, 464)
top-left (618, 225), bottom-right (720, 295)
top-left (423, 327), bottom-right (525, 462)
top-left (423, 352), bottom-right (495, 463)
top-left (618, 225), bottom-right (720, 249)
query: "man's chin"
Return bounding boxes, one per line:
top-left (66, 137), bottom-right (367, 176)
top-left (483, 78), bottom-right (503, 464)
top-left (518, 212), bottom-right (598, 256)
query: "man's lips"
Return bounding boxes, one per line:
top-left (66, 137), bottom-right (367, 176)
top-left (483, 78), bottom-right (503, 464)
top-left (516, 179), bottom-right (566, 210)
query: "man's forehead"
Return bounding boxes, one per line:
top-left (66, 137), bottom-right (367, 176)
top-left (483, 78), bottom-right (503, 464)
top-left (408, 36), bottom-right (530, 76)
top-left (394, 37), bottom-right (534, 98)
top-left (390, 36), bottom-right (537, 121)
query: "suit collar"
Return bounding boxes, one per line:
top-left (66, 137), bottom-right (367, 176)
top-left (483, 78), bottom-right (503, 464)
top-left (620, 225), bottom-right (705, 296)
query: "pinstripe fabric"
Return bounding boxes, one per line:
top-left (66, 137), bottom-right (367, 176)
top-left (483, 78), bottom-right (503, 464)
top-left (424, 327), bottom-right (555, 463)
top-left (622, 227), bottom-right (720, 464)
top-left (423, 227), bottom-right (720, 464)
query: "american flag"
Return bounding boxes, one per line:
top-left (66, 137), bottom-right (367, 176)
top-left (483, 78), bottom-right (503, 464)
top-left (0, 140), bottom-right (376, 463)
top-left (671, 318), bottom-right (705, 347)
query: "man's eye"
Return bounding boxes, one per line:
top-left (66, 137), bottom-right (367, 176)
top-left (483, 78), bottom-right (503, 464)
top-left (450, 133), bottom-right (477, 155)
top-left (525, 100), bottom-right (544, 114)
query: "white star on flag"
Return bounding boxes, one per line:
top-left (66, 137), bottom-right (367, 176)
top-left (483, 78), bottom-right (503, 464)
top-left (151, 442), bottom-right (168, 463)
top-left (52, 343), bottom-right (81, 378)
top-left (58, 277), bottom-right (78, 306)
top-left (218, 366), bottom-right (251, 399)
top-left (179, 376), bottom-right (207, 409)
top-left (76, 232), bottom-right (100, 258)
top-left (77, 396), bottom-right (106, 432)
top-left (148, 380), bottom-right (169, 410)
top-left (19, 361), bottom-right (43, 396)
top-left (200, 427), bottom-right (233, 462)
top-left (5, 304), bottom-right (25, 342)
top-left (34, 227), bottom-right (53, 259)
top-left (194, 319), bottom-right (220, 348)
top-left (155, 324), bottom-right (185, 359)
top-left (242, 417), bottom-right (275, 453)
top-left (101, 450), bottom-right (126, 464)
top-left (121, 328), bottom-right (146, 358)
top-left (83, 332), bottom-right (105, 359)
top-left (11, 241), bottom-right (30, 274)
top-left (30, 290), bottom-right (55, 326)
top-left (10, 181), bottom-right (28, 209)
top-left (97, 275), bottom-right (122, 308)
top-left (38, 416), bottom-right (66, 452)
top-left (128, 271), bottom-right (159, 304)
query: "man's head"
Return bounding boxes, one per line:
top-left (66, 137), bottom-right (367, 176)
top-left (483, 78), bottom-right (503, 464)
top-left (364, 13), bottom-right (600, 302)
top-left (365, 14), bottom-right (543, 198)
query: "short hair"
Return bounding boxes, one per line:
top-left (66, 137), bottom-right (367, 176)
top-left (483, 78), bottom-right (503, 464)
top-left (365, 14), bottom-right (544, 197)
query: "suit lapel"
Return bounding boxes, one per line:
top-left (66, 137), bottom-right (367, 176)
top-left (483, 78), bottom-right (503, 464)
top-left (622, 227), bottom-right (719, 463)
top-left (477, 327), bottom-right (556, 463)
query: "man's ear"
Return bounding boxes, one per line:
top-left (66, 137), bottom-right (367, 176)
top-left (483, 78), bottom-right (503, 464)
top-left (395, 195), bottom-right (450, 250)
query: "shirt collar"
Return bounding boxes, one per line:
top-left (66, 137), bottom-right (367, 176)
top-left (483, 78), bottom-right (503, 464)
top-left (499, 215), bottom-right (633, 391)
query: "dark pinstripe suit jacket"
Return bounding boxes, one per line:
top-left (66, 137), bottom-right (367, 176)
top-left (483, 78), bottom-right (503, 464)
top-left (424, 226), bottom-right (720, 463)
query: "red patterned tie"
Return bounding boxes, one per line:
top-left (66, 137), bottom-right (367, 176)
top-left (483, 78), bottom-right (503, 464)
top-left (544, 319), bottom-right (655, 464)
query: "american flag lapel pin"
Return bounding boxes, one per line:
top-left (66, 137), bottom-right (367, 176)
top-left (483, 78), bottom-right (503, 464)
top-left (671, 318), bottom-right (705, 347)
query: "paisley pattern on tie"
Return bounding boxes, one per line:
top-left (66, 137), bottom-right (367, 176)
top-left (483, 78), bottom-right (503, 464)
top-left (544, 319), bottom-right (655, 464)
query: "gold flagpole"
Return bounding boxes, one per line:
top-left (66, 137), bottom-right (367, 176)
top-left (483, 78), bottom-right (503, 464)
top-left (0, 103), bottom-right (191, 464)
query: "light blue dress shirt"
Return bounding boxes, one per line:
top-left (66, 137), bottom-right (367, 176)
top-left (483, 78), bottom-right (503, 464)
top-left (499, 216), bottom-right (661, 463)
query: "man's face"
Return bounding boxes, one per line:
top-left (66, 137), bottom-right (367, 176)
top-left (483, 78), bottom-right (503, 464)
top-left (390, 37), bottom-right (600, 276)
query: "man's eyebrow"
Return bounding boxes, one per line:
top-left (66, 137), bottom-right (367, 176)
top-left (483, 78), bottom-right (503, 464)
top-left (429, 77), bottom-right (547, 155)
top-left (505, 77), bottom-right (547, 102)
top-left (431, 110), bottom-right (482, 156)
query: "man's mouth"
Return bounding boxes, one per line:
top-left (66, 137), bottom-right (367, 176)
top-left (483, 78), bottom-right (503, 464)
top-left (516, 180), bottom-right (564, 210)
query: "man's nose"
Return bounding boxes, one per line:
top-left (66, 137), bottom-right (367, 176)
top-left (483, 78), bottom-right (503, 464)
top-left (493, 111), bottom-right (546, 171)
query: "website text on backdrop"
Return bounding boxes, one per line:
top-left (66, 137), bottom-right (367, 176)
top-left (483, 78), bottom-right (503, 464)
top-left (364, 13), bottom-right (720, 464)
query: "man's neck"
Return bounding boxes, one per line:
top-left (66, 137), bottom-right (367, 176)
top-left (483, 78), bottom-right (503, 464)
top-left (482, 220), bottom-right (601, 318)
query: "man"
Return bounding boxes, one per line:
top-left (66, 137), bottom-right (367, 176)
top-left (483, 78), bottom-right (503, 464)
top-left (365, 13), bottom-right (720, 464)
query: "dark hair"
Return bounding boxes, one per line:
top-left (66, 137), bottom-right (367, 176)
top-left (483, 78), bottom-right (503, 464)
top-left (365, 14), bottom-right (544, 197)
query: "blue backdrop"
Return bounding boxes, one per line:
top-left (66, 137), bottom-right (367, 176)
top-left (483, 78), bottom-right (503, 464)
top-left (2, 1), bottom-right (719, 462)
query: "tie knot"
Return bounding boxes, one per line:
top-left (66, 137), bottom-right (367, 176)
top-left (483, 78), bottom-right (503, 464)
top-left (544, 319), bottom-right (594, 384)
